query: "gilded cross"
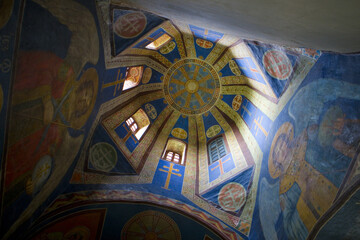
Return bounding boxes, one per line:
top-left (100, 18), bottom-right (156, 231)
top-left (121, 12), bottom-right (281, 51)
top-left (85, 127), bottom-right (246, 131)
top-left (102, 69), bottom-right (125, 96)
top-left (159, 163), bottom-right (182, 190)
top-left (253, 115), bottom-right (269, 137)
top-left (211, 156), bottom-right (231, 175)
top-left (241, 101), bottom-right (251, 118)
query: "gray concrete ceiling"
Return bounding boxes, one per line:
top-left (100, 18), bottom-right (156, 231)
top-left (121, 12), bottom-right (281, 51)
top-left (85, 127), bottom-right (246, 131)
top-left (116, 0), bottom-right (360, 53)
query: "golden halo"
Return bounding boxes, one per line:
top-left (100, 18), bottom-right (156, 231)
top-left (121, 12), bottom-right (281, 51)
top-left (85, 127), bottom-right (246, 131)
top-left (268, 122), bottom-right (294, 179)
top-left (70, 68), bottom-right (98, 129)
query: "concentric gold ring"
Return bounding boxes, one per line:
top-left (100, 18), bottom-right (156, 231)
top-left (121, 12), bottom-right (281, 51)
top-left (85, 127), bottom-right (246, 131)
top-left (163, 58), bottom-right (220, 115)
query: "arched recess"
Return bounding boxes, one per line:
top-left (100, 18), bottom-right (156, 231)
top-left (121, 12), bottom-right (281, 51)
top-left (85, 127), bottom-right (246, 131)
top-left (162, 138), bottom-right (187, 165)
top-left (26, 191), bottom-right (238, 240)
top-left (122, 66), bottom-right (144, 91)
top-left (116, 108), bottom-right (150, 152)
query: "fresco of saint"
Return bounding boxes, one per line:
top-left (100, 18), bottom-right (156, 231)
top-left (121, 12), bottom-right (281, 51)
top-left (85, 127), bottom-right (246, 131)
top-left (5, 52), bottom-right (98, 198)
top-left (2, 0), bottom-right (99, 215)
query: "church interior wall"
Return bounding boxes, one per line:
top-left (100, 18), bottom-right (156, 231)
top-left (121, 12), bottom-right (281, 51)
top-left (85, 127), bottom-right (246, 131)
top-left (0, 0), bottom-right (359, 239)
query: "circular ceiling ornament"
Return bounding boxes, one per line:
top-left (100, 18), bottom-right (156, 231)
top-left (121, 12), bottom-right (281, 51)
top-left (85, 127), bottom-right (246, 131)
top-left (206, 125), bottom-right (221, 138)
top-left (142, 67), bottom-right (152, 84)
top-left (262, 50), bottom-right (292, 80)
top-left (121, 210), bottom-right (181, 240)
top-left (171, 128), bottom-right (187, 139)
top-left (114, 12), bottom-right (147, 39)
top-left (89, 142), bottom-right (117, 172)
top-left (218, 182), bottom-right (247, 212)
top-left (196, 38), bottom-right (213, 49)
top-left (232, 95), bottom-right (242, 111)
top-left (163, 58), bottom-right (221, 115)
top-left (160, 41), bottom-right (176, 54)
top-left (144, 103), bottom-right (157, 119)
top-left (229, 60), bottom-right (241, 76)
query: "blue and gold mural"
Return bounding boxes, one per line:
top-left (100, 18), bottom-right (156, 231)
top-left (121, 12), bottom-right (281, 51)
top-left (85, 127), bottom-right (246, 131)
top-left (111, 8), bottom-right (165, 56)
top-left (152, 159), bottom-right (185, 193)
top-left (254, 53), bottom-right (360, 240)
top-left (190, 25), bottom-right (224, 60)
top-left (0, 0), bottom-right (359, 239)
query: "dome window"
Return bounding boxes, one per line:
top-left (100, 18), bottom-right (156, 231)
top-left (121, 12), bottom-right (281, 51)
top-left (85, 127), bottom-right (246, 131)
top-left (145, 33), bottom-right (172, 50)
top-left (123, 66), bottom-right (143, 91)
top-left (124, 108), bottom-right (150, 141)
top-left (208, 136), bottom-right (227, 164)
top-left (162, 138), bottom-right (186, 165)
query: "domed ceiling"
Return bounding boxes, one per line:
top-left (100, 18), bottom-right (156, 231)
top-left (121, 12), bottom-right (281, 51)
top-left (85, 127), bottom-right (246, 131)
top-left (0, 0), bottom-right (360, 239)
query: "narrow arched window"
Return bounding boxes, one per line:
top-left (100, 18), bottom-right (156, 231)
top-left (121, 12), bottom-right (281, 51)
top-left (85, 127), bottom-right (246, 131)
top-left (145, 33), bottom-right (172, 50)
top-left (162, 138), bottom-right (186, 165)
top-left (124, 108), bottom-right (150, 141)
top-left (126, 117), bottom-right (138, 134)
top-left (165, 151), bottom-right (181, 164)
top-left (208, 137), bottom-right (227, 164)
top-left (122, 66), bottom-right (143, 91)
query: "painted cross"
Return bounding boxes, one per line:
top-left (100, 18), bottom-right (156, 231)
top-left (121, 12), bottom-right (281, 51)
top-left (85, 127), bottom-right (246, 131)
top-left (196, 38), bottom-right (213, 49)
top-left (120, 14), bottom-right (144, 34)
top-left (144, 103), bottom-right (157, 120)
top-left (253, 115), bottom-right (269, 137)
top-left (232, 95), bottom-right (242, 111)
top-left (241, 101), bottom-right (251, 118)
top-left (114, 12), bottom-right (146, 38)
top-left (263, 50), bottom-right (292, 80)
top-left (208, 154), bottom-right (235, 182)
top-left (159, 163), bottom-right (182, 190)
top-left (172, 128), bottom-right (187, 139)
top-left (236, 58), bottom-right (266, 84)
top-left (125, 134), bottom-right (139, 152)
top-left (211, 156), bottom-right (231, 175)
top-left (159, 41), bottom-right (175, 54)
top-left (102, 69), bottom-right (125, 96)
top-left (115, 122), bottom-right (133, 142)
top-left (218, 182), bottom-right (247, 212)
top-left (189, 25), bottom-right (223, 42)
top-left (206, 127), bottom-right (218, 139)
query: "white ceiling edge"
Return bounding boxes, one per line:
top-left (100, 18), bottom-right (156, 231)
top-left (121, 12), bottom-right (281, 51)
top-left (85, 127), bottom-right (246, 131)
top-left (115, 0), bottom-right (360, 53)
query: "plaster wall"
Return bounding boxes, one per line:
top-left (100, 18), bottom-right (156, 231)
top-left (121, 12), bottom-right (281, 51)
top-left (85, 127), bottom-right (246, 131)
top-left (117, 0), bottom-right (360, 53)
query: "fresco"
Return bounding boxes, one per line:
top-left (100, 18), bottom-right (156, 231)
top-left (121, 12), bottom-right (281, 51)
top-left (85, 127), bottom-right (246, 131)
top-left (255, 53), bottom-right (360, 240)
top-left (0, 0), bottom-right (18, 172)
top-left (1, 0), bottom-right (103, 237)
top-left (0, 0), bottom-right (359, 239)
top-left (202, 167), bottom-right (254, 216)
top-left (190, 25), bottom-right (224, 60)
top-left (152, 159), bottom-right (186, 192)
top-left (30, 209), bottom-right (105, 240)
top-left (86, 124), bottom-right (136, 175)
top-left (24, 198), bottom-right (232, 240)
top-left (222, 94), bottom-right (272, 150)
top-left (111, 7), bottom-right (165, 56)
top-left (314, 188), bottom-right (360, 239)
top-left (163, 58), bottom-right (221, 115)
top-left (247, 42), bottom-right (299, 97)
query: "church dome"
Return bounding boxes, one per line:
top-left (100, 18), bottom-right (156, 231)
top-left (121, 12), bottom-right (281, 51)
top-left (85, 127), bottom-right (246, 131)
top-left (1, 1), bottom-right (360, 240)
